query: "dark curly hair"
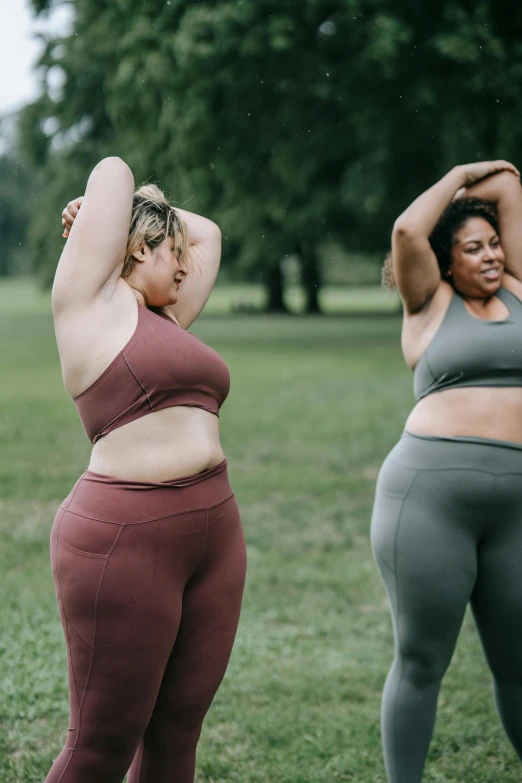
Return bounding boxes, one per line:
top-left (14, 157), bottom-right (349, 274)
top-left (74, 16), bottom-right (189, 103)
top-left (382, 197), bottom-right (500, 290)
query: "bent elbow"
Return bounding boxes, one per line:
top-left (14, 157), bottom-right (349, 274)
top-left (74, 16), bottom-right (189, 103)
top-left (208, 222), bottom-right (222, 241)
top-left (93, 156), bottom-right (133, 183)
top-left (392, 220), bottom-right (413, 241)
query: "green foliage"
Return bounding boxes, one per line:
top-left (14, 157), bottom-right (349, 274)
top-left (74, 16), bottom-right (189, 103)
top-left (0, 153), bottom-right (37, 276)
top-left (17, 0), bottom-right (522, 300)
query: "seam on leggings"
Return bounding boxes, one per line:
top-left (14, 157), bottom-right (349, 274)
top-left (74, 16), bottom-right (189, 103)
top-left (204, 493), bottom-right (237, 527)
top-left (193, 508), bottom-right (210, 574)
top-left (55, 507), bottom-right (92, 651)
top-left (80, 525), bottom-right (124, 705)
top-left (67, 617), bottom-right (94, 653)
top-left (490, 470), bottom-right (522, 478)
top-left (390, 469), bottom-right (421, 783)
top-left (54, 507), bottom-right (102, 648)
top-left (58, 491), bottom-right (235, 526)
top-left (52, 508), bottom-right (83, 782)
top-left (57, 535), bottom-right (108, 559)
top-left (57, 525), bottom-right (124, 783)
top-left (387, 457), bottom-right (502, 477)
top-left (59, 475), bottom-right (84, 513)
top-left (54, 508), bottom-right (84, 712)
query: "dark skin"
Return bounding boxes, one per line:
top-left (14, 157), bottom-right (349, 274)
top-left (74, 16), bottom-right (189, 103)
top-left (448, 217), bottom-right (506, 317)
top-left (390, 160), bottom-right (522, 442)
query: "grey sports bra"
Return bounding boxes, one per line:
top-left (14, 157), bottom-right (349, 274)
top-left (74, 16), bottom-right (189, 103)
top-left (413, 286), bottom-right (522, 401)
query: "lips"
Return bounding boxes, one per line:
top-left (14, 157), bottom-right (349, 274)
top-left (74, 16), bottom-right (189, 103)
top-left (481, 267), bottom-right (500, 281)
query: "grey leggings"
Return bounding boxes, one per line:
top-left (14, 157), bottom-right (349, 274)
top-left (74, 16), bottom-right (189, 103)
top-left (371, 431), bottom-right (522, 782)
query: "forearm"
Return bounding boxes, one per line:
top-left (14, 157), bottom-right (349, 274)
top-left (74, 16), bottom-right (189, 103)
top-left (460, 170), bottom-right (521, 206)
top-left (394, 166), bottom-right (467, 238)
top-left (174, 207), bottom-right (221, 246)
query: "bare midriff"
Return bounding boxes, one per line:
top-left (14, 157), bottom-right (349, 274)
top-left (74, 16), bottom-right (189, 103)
top-left (406, 386), bottom-right (522, 444)
top-left (87, 406), bottom-right (225, 482)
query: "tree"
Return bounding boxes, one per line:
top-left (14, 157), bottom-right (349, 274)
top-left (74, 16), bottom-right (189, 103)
top-left (0, 148), bottom-right (36, 276)
top-left (19, 0), bottom-right (522, 307)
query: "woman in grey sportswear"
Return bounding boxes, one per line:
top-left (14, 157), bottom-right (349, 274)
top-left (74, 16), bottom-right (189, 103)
top-left (372, 159), bottom-right (522, 782)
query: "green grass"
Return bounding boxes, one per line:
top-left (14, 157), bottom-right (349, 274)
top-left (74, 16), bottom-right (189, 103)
top-left (0, 277), bottom-right (400, 317)
top-left (1, 280), bottom-right (519, 782)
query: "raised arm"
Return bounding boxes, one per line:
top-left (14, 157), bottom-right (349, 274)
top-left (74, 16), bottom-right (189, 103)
top-left (392, 167), bottom-right (467, 314)
top-left (52, 157), bottom-right (134, 313)
top-left (393, 161), bottom-right (520, 314)
top-left (457, 168), bottom-right (522, 283)
top-left (166, 207), bottom-right (222, 329)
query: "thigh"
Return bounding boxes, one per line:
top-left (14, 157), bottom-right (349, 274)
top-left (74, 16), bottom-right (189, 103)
top-left (51, 509), bottom-right (201, 749)
top-left (372, 461), bottom-right (480, 659)
top-left (472, 475), bottom-right (522, 679)
top-left (146, 495), bottom-right (246, 727)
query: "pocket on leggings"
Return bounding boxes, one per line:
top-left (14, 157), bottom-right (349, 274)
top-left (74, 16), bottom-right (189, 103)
top-left (54, 533), bottom-right (109, 649)
top-left (375, 457), bottom-right (418, 498)
top-left (57, 510), bottom-right (121, 556)
top-left (371, 458), bottom-right (418, 578)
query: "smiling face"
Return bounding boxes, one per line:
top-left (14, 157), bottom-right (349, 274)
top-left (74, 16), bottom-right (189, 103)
top-left (128, 235), bottom-right (188, 307)
top-left (448, 217), bottom-right (505, 297)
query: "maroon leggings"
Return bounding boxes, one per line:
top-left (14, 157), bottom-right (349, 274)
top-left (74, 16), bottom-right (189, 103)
top-left (45, 459), bottom-right (246, 783)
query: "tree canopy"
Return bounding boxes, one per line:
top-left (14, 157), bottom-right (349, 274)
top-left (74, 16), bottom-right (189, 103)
top-left (14, 0), bottom-right (522, 309)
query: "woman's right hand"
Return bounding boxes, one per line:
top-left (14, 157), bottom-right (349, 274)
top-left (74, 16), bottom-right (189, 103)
top-left (61, 196), bottom-right (84, 238)
top-left (457, 160), bottom-right (520, 188)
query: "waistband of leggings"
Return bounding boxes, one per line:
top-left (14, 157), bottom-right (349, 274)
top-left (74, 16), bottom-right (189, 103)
top-left (60, 459), bottom-right (234, 524)
top-left (388, 430), bottom-right (522, 474)
top-left (83, 458), bottom-right (228, 489)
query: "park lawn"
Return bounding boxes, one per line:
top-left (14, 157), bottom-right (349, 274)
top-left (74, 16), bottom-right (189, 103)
top-left (0, 280), bottom-right (519, 782)
top-left (0, 278), bottom-right (400, 317)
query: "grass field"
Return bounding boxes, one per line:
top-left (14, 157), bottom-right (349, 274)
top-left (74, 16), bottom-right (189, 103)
top-left (1, 279), bottom-right (520, 782)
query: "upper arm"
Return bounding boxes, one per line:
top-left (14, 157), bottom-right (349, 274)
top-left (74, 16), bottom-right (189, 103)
top-left (52, 157), bottom-right (134, 311)
top-left (392, 222), bottom-right (442, 314)
top-left (168, 222), bottom-right (222, 329)
top-left (495, 174), bottom-right (522, 282)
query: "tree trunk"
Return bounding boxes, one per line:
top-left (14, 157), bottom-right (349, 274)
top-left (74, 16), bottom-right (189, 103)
top-left (300, 244), bottom-right (322, 314)
top-left (264, 262), bottom-right (289, 313)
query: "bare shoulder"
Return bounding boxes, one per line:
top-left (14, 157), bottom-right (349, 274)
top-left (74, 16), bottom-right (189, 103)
top-left (55, 279), bottom-right (139, 398)
top-left (401, 281), bottom-right (454, 370)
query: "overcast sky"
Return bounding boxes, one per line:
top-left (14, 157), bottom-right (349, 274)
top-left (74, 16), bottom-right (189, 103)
top-left (0, 0), bottom-right (72, 116)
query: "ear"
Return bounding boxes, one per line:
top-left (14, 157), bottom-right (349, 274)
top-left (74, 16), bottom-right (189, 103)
top-left (131, 242), bottom-right (148, 264)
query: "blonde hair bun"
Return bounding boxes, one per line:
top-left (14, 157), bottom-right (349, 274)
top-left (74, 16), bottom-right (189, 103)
top-left (134, 183), bottom-right (169, 204)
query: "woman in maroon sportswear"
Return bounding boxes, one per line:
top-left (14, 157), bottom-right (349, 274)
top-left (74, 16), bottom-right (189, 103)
top-left (45, 157), bottom-right (246, 783)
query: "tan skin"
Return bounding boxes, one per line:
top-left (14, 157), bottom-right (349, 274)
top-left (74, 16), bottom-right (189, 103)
top-left (54, 157), bottom-right (225, 482)
top-left (393, 160), bottom-right (522, 443)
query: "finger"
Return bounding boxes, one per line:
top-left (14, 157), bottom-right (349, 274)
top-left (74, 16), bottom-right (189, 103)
top-left (67, 199), bottom-right (81, 217)
top-left (62, 228), bottom-right (69, 238)
top-left (61, 208), bottom-right (74, 227)
top-left (496, 160), bottom-right (517, 172)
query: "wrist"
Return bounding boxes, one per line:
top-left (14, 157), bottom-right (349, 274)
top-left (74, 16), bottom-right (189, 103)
top-left (448, 165), bottom-right (468, 189)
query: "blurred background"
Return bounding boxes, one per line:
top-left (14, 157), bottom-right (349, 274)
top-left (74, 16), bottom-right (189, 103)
top-left (2, 1), bottom-right (522, 781)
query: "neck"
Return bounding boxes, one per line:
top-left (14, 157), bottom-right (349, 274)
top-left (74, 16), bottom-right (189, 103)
top-left (131, 288), bottom-right (147, 307)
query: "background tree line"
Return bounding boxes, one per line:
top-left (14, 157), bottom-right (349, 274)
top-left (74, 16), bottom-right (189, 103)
top-left (3, 0), bottom-right (522, 311)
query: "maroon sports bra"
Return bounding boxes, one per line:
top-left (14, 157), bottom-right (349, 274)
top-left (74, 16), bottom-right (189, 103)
top-left (73, 302), bottom-right (230, 444)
